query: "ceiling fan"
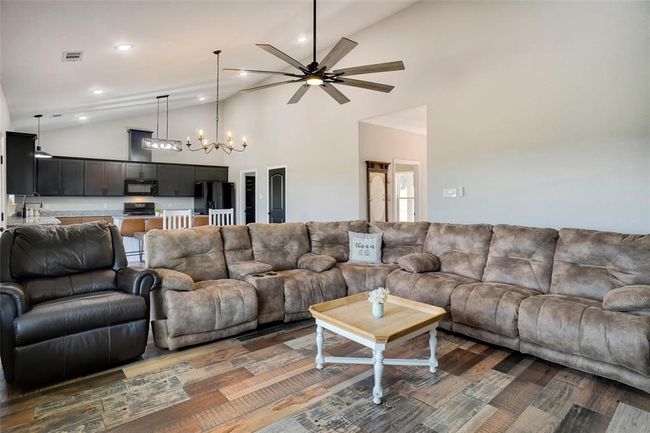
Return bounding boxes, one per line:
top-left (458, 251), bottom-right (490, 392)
top-left (224, 0), bottom-right (405, 104)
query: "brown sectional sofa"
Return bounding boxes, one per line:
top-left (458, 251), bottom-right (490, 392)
top-left (144, 220), bottom-right (650, 392)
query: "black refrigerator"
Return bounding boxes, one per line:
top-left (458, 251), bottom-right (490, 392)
top-left (194, 181), bottom-right (235, 219)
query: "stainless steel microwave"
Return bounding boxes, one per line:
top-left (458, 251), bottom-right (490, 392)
top-left (124, 179), bottom-right (158, 196)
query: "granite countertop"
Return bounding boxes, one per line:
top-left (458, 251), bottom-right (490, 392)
top-left (7, 216), bottom-right (62, 227)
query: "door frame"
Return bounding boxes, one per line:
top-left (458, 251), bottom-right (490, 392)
top-left (266, 165), bottom-right (287, 223)
top-left (239, 168), bottom-right (257, 224)
top-left (392, 159), bottom-right (420, 222)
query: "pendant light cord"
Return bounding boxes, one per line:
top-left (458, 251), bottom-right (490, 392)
top-left (156, 97), bottom-right (160, 139)
top-left (313, 0), bottom-right (317, 64)
top-left (166, 96), bottom-right (169, 140)
top-left (215, 50), bottom-right (220, 143)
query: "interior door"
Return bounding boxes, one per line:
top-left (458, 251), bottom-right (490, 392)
top-left (245, 175), bottom-right (256, 224)
top-left (268, 168), bottom-right (285, 223)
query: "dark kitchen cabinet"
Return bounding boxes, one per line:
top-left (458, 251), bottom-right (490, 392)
top-left (84, 160), bottom-right (124, 196)
top-left (125, 162), bottom-right (156, 179)
top-left (36, 159), bottom-right (61, 196)
top-left (157, 164), bottom-right (194, 197)
top-left (195, 166), bottom-right (228, 182)
top-left (6, 132), bottom-right (36, 195)
top-left (60, 160), bottom-right (85, 195)
top-left (37, 158), bottom-right (85, 196)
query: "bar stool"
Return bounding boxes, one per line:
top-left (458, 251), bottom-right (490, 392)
top-left (120, 218), bottom-right (146, 262)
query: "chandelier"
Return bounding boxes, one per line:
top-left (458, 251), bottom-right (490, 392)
top-left (186, 50), bottom-right (247, 154)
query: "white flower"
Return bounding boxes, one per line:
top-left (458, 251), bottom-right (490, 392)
top-left (368, 287), bottom-right (390, 304)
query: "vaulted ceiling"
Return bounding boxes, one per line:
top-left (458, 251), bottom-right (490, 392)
top-left (1, 0), bottom-right (418, 130)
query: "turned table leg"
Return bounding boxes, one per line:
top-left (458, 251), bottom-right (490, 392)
top-left (372, 349), bottom-right (384, 404)
top-left (315, 325), bottom-right (324, 370)
top-left (429, 328), bottom-right (438, 373)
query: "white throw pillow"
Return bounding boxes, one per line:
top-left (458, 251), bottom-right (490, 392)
top-left (348, 231), bottom-right (382, 264)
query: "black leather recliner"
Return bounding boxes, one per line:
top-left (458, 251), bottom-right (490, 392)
top-left (0, 221), bottom-right (159, 386)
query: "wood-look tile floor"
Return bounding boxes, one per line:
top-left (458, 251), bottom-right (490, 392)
top-left (1, 320), bottom-right (648, 433)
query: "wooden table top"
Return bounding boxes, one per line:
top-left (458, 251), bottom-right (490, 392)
top-left (309, 293), bottom-right (446, 344)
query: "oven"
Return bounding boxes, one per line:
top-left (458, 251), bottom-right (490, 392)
top-left (124, 179), bottom-right (158, 196)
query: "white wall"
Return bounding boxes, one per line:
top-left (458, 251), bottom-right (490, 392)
top-left (0, 84), bottom-right (11, 226)
top-left (222, 1), bottom-right (649, 233)
top-left (358, 122), bottom-right (427, 221)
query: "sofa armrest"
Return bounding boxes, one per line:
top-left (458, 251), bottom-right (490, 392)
top-left (0, 282), bottom-right (29, 316)
top-left (228, 261), bottom-right (273, 280)
top-left (398, 253), bottom-right (441, 274)
top-left (153, 268), bottom-right (195, 292)
top-left (117, 267), bottom-right (159, 299)
top-left (298, 253), bottom-right (337, 273)
top-left (603, 285), bottom-right (650, 313)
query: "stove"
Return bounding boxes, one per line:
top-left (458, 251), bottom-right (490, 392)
top-left (123, 202), bottom-right (155, 216)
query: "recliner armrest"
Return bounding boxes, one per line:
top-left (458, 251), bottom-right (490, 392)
top-left (227, 260), bottom-right (273, 280)
top-left (298, 253), bottom-right (337, 273)
top-left (152, 268), bottom-right (195, 292)
top-left (0, 282), bottom-right (29, 316)
top-left (603, 285), bottom-right (650, 313)
top-left (117, 267), bottom-right (159, 299)
top-left (398, 253), bottom-right (441, 273)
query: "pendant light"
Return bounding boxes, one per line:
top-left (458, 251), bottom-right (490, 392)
top-left (142, 95), bottom-right (183, 151)
top-left (33, 114), bottom-right (52, 159)
top-left (186, 50), bottom-right (247, 154)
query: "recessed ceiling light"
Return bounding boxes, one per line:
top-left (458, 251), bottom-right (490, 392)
top-left (238, 70), bottom-right (248, 77)
top-left (115, 43), bottom-right (133, 51)
top-left (199, 96), bottom-right (206, 101)
top-left (92, 89), bottom-right (104, 95)
top-left (78, 115), bottom-right (88, 120)
top-left (297, 34), bottom-right (310, 43)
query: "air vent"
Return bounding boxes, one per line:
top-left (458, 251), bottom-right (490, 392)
top-left (62, 51), bottom-right (83, 62)
top-left (52, 114), bottom-right (62, 118)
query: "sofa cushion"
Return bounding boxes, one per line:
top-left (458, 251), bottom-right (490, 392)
top-left (24, 269), bottom-right (117, 305)
top-left (519, 294), bottom-right (650, 376)
top-left (306, 220), bottom-right (368, 262)
top-left (279, 268), bottom-right (347, 318)
top-left (451, 283), bottom-right (539, 338)
top-left (248, 223), bottom-right (310, 271)
top-left (483, 225), bottom-right (558, 292)
top-left (336, 262), bottom-right (399, 295)
top-left (298, 253), bottom-right (337, 273)
top-left (227, 261), bottom-right (273, 280)
top-left (155, 268), bottom-right (194, 292)
top-left (603, 285), bottom-right (650, 312)
top-left (349, 231), bottom-right (382, 264)
top-left (11, 222), bottom-right (115, 279)
top-left (550, 229), bottom-right (650, 301)
top-left (424, 223), bottom-right (493, 280)
top-left (145, 226), bottom-right (228, 282)
top-left (369, 222), bottom-right (430, 264)
top-left (386, 269), bottom-right (476, 310)
top-left (221, 225), bottom-right (254, 265)
top-left (163, 279), bottom-right (257, 337)
top-left (398, 253), bottom-right (440, 273)
top-left (15, 291), bottom-right (146, 346)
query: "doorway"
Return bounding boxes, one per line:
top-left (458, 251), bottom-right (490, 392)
top-left (268, 166), bottom-right (286, 223)
top-left (394, 162), bottom-right (419, 222)
top-left (240, 169), bottom-right (256, 224)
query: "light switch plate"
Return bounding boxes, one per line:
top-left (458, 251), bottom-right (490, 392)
top-left (443, 188), bottom-right (458, 198)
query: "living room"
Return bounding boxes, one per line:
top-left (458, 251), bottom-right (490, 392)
top-left (0, 1), bottom-right (648, 432)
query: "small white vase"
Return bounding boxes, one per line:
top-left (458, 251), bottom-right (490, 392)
top-left (372, 301), bottom-right (384, 318)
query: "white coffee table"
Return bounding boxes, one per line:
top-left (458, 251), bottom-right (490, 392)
top-left (309, 292), bottom-right (446, 404)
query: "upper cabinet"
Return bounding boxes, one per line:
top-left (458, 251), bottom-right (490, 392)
top-left (157, 164), bottom-right (195, 197)
top-left (125, 162), bottom-right (157, 179)
top-left (195, 166), bottom-right (228, 182)
top-left (36, 158), bottom-right (85, 196)
top-left (84, 160), bottom-right (125, 196)
top-left (6, 132), bottom-right (36, 195)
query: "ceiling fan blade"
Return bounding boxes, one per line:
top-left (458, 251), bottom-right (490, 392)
top-left (287, 84), bottom-right (311, 104)
top-left (321, 83), bottom-right (350, 104)
top-left (332, 61), bottom-right (405, 76)
top-left (240, 79), bottom-right (302, 94)
top-left (336, 78), bottom-right (394, 93)
top-left (224, 68), bottom-right (302, 78)
top-left (256, 44), bottom-right (306, 71)
top-left (319, 38), bottom-right (358, 70)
